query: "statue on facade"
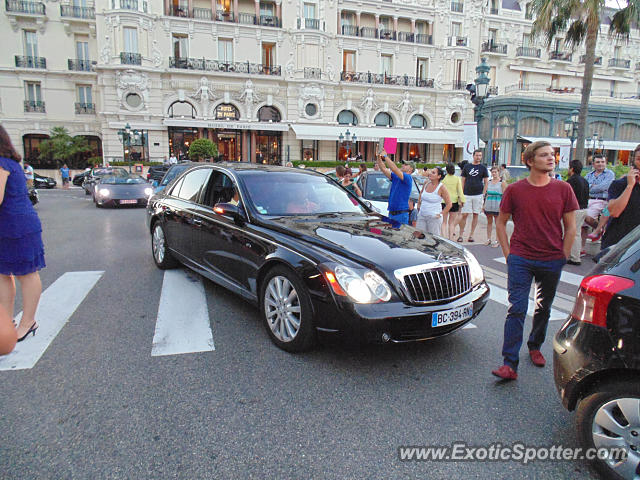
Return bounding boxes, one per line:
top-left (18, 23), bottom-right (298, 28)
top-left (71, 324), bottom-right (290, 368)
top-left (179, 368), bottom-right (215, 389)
top-left (395, 90), bottom-right (414, 124)
top-left (360, 88), bottom-right (378, 124)
top-left (190, 77), bottom-right (216, 116)
top-left (238, 80), bottom-right (260, 120)
top-left (100, 35), bottom-right (111, 64)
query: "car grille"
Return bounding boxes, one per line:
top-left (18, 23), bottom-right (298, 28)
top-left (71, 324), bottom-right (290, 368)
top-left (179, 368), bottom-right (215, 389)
top-left (399, 263), bottom-right (471, 304)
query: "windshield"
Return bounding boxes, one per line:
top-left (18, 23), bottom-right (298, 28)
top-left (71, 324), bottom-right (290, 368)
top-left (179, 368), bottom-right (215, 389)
top-left (100, 174), bottom-right (146, 185)
top-left (93, 168), bottom-right (128, 177)
top-left (161, 165), bottom-right (190, 186)
top-left (361, 173), bottom-right (420, 202)
top-left (242, 171), bottom-right (368, 216)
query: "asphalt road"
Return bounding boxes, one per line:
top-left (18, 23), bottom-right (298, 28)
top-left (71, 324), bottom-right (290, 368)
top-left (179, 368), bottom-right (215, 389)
top-left (1, 188), bottom-right (602, 479)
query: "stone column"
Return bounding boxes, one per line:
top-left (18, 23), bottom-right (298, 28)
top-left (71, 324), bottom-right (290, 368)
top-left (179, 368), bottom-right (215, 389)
top-left (337, 9), bottom-right (341, 34)
top-left (356, 11), bottom-right (361, 28)
top-left (411, 18), bottom-right (415, 33)
top-left (374, 14), bottom-right (379, 33)
top-left (210, 0), bottom-right (215, 18)
top-left (242, 131), bottom-right (249, 161)
top-left (188, 0), bottom-right (192, 16)
top-left (393, 16), bottom-right (398, 34)
top-left (275, 0), bottom-right (281, 25)
top-left (233, 0), bottom-right (239, 21)
top-left (251, 131), bottom-right (256, 163)
top-left (254, 0), bottom-right (260, 21)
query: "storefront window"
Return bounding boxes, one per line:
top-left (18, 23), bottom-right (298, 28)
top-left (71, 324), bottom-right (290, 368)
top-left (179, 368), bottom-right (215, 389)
top-left (408, 144), bottom-right (428, 162)
top-left (519, 116), bottom-right (549, 137)
top-left (588, 121), bottom-right (614, 139)
top-left (301, 139), bottom-right (318, 162)
top-left (215, 130), bottom-right (241, 161)
top-left (256, 132), bottom-right (281, 164)
top-left (126, 130), bottom-right (148, 164)
top-left (168, 127), bottom-right (198, 160)
top-left (492, 115), bottom-right (514, 165)
top-left (618, 123), bottom-right (640, 141)
top-left (23, 134), bottom-right (51, 168)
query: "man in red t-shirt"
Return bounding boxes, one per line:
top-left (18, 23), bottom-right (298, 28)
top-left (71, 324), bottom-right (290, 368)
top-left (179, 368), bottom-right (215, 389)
top-left (492, 141), bottom-right (578, 380)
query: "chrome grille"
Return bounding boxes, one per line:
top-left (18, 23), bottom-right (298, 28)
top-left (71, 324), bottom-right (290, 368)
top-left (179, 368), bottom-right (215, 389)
top-left (399, 263), bottom-right (471, 303)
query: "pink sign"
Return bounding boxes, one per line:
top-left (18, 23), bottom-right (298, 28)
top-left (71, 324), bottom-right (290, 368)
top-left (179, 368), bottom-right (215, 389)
top-left (383, 137), bottom-right (398, 155)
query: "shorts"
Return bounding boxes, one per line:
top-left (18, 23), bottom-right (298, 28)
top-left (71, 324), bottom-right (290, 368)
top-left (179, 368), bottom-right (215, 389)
top-left (484, 211), bottom-right (499, 216)
top-left (460, 194), bottom-right (483, 214)
top-left (442, 202), bottom-right (459, 213)
top-left (62, 177), bottom-right (69, 184)
top-left (586, 199), bottom-right (607, 219)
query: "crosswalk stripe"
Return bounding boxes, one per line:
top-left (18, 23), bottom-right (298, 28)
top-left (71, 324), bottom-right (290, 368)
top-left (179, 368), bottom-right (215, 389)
top-left (487, 283), bottom-right (569, 322)
top-left (462, 323), bottom-right (477, 329)
top-left (0, 271), bottom-right (104, 371)
top-left (151, 269), bottom-right (215, 357)
top-left (492, 257), bottom-right (584, 287)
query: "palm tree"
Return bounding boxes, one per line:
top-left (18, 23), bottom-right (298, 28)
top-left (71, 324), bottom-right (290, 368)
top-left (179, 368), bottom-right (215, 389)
top-left (531, 0), bottom-right (639, 162)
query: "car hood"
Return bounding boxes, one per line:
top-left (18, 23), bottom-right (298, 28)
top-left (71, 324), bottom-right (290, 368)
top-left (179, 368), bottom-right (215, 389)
top-left (98, 183), bottom-right (149, 193)
top-left (265, 214), bottom-right (465, 274)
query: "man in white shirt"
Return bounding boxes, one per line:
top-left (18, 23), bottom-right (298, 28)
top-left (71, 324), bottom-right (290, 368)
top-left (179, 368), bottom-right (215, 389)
top-left (168, 154), bottom-right (178, 165)
top-left (24, 162), bottom-right (34, 188)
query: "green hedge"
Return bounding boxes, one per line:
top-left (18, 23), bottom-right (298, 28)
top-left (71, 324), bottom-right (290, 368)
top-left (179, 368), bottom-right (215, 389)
top-left (109, 161), bottom-right (160, 167)
top-left (292, 160), bottom-right (448, 170)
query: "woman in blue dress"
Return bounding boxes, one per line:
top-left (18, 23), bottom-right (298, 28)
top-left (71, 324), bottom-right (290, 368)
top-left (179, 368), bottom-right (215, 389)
top-left (0, 125), bottom-right (45, 342)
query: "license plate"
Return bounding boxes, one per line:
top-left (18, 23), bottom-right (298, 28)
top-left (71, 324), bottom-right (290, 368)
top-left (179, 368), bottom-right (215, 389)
top-left (431, 303), bottom-right (473, 328)
top-left (120, 199), bottom-right (137, 204)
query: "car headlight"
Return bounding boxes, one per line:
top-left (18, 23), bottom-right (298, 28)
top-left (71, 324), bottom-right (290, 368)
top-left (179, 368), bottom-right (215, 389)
top-left (324, 265), bottom-right (391, 303)
top-left (144, 187), bottom-right (153, 196)
top-left (463, 248), bottom-right (484, 286)
top-left (99, 188), bottom-right (110, 197)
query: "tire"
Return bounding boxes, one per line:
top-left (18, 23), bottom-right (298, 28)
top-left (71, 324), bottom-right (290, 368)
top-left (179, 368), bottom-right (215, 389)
top-left (84, 188), bottom-right (90, 195)
top-left (151, 222), bottom-right (178, 269)
top-left (260, 266), bottom-right (315, 353)
top-left (95, 200), bottom-right (102, 208)
top-left (575, 381), bottom-right (640, 480)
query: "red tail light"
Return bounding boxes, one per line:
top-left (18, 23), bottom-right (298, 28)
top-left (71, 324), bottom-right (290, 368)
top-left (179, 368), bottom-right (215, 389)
top-left (571, 275), bottom-right (634, 327)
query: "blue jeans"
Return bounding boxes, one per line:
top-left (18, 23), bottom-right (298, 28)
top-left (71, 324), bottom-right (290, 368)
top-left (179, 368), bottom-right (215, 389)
top-left (502, 254), bottom-right (565, 370)
top-left (388, 212), bottom-right (409, 225)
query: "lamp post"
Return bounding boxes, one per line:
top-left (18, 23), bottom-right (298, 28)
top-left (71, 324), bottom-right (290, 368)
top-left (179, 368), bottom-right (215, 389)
top-left (117, 122), bottom-right (142, 172)
top-left (338, 129), bottom-right (357, 162)
top-left (563, 109), bottom-right (579, 163)
top-left (467, 57), bottom-right (491, 164)
top-left (585, 132), bottom-right (604, 163)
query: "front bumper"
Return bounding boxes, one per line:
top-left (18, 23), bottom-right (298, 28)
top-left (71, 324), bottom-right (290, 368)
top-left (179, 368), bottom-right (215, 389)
top-left (313, 282), bottom-right (490, 344)
top-left (97, 196), bottom-right (149, 207)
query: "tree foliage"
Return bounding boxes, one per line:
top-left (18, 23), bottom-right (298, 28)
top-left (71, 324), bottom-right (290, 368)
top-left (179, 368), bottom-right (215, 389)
top-left (38, 127), bottom-right (92, 165)
top-left (531, 0), bottom-right (639, 162)
top-left (188, 138), bottom-right (217, 161)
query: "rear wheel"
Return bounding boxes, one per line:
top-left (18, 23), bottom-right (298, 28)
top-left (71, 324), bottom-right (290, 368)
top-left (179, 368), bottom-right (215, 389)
top-left (260, 266), bottom-right (315, 352)
top-left (575, 381), bottom-right (640, 480)
top-left (151, 222), bottom-right (178, 269)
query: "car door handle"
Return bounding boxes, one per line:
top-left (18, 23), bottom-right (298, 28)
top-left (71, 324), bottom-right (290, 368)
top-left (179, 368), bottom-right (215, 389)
top-left (193, 218), bottom-right (203, 226)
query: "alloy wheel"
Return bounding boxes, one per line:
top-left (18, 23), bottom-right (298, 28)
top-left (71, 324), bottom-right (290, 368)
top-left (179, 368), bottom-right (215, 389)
top-left (152, 225), bottom-right (165, 264)
top-left (264, 276), bottom-right (302, 343)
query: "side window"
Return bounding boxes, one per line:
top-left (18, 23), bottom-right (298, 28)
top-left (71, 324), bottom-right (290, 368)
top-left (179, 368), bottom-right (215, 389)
top-left (176, 168), bottom-right (212, 203)
top-left (169, 176), bottom-right (185, 197)
top-left (202, 171), bottom-right (237, 207)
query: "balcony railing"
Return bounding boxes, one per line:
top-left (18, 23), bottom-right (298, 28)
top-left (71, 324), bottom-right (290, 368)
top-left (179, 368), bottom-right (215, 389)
top-left (215, 9), bottom-right (234, 21)
top-left (169, 57), bottom-right (281, 75)
top-left (450, 1), bottom-right (463, 12)
top-left (5, 0), bottom-right (45, 14)
top-left (304, 67), bottom-right (321, 79)
top-left (482, 41), bottom-right (507, 54)
top-left (259, 14), bottom-right (279, 26)
top-left (75, 102), bottom-right (95, 114)
top-left (15, 55), bottom-right (46, 68)
top-left (488, 86), bottom-right (499, 95)
top-left (298, 17), bottom-right (323, 30)
top-left (397, 31), bottom-right (413, 42)
top-left (341, 24), bottom-right (359, 36)
top-left (237, 12), bottom-right (255, 24)
top-left (550, 51), bottom-right (572, 62)
top-left (579, 55), bottom-right (602, 65)
top-left (68, 59), bottom-right (92, 71)
top-left (120, 52), bottom-right (141, 65)
top-left (340, 71), bottom-right (434, 88)
top-left (112, 0), bottom-right (146, 12)
top-left (448, 36), bottom-right (467, 47)
top-left (489, 7), bottom-right (498, 14)
top-left (24, 100), bottom-right (45, 113)
top-left (360, 27), bottom-right (378, 39)
top-left (60, 4), bottom-right (95, 18)
top-left (516, 46), bottom-right (541, 58)
top-left (168, 6), bottom-right (190, 17)
top-left (608, 58), bottom-right (630, 69)
top-left (379, 29), bottom-right (396, 40)
top-left (504, 83), bottom-right (579, 94)
top-left (452, 80), bottom-right (466, 90)
top-left (415, 33), bottom-right (433, 44)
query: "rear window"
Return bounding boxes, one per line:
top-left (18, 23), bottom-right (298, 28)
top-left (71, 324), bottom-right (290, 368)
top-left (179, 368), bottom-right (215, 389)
top-left (600, 224), bottom-right (640, 266)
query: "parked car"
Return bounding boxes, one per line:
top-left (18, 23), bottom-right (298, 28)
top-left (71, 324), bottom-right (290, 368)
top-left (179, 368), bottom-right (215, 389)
top-left (553, 224), bottom-right (640, 480)
top-left (153, 162), bottom-right (193, 194)
top-left (94, 173), bottom-right (154, 208)
top-left (147, 163), bottom-right (172, 183)
top-left (33, 172), bottom-right (56, 189)
top-left (73, 169), bottom-right (91, 186)
top-left (83, 167), bottom-right (129, 196)
top-left (355, 171), bottom-right (421, 213)
top-left (147, 163), bottom-right (489, 352)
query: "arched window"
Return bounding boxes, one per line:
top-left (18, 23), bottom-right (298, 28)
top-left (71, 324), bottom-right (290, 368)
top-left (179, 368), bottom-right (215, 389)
top-left (588, 121), bottom-right (614, 139)
top-left (214, 103), bottom-right (240, 121)
top-left (519, 116), bottom-right (550, 137)
top-left (168, 101), bottom-right (196, 119)
top-left (492, 115), bottom-right (515, 139)
top-left (374, 112), bottom-right (394, 127)
top-left (22, 134), bottom-right (51, 168)
top-left (618, 123), bottom-right (640, 141)
top-left (409, 114), bottom-right (428, 129)
top-left (258, 106), bottom-right (281, 122)
top-left (337, 110), bottom-right (358, 126)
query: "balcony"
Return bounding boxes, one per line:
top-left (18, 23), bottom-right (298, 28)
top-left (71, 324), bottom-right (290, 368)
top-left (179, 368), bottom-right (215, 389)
top-left (450, 1), bottom-right (463, 12)
top-left (75, 102), bottom-right (95, 114)
top-left (340, 71), bottom-right (434, 88)
top-left (415, 33), bottom-right (433, 45)
top-left (5, 0), bottom-right (45, 14)
top-left (448, 36), bottom-right (467, 47)
top-left (341, 24), bottom-right (359, 36)
top-left (15, 55), bottom-right (46, 68)
top-left (215, 9), bottom-right (234, 21)
top-left (120, 52), bottom-right (141, 65)
top-left (397, 31), bottom-right (413, 42)
top-left (488, 86), bottom-right (499, 95)
top-left (24, 100), bottom-right (45, 113)
top-left (111, 0), bottom-right (147, 12)
top-left (60, 4), bottom-right (95, 18)
top-left (298, 17), bottom-right (323, 30)
top-left (481, 41), bottom-right (507, 54)
top-left (452, 80), bottom-right (466, 90)
top-left (168, 6), bottom-right (191, 17)
top-left (379, 29), bottom-right (396, 40)
top-left (360, 27), bottom-right (378, 39)
top-left (169, 57), bottom-right (281, 76)
top-left (516, 46), bottom-right (541, 58)
top-left (579, 55), bottom-right (602, 65)
top-left (504, 83), bottom-right (579, 94)
top-left (549, 51), bottom-right (572, 62)
top-left (608, 58), bottom-right (630, 69)
top-left (304, 67), bottom-right (321, 79)
top-left (68, 59), bottom-right (93, 71)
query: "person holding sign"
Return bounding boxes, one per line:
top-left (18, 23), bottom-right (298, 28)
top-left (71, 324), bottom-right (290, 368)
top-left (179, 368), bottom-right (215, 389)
top-left (376, 139), bottom-right (414, 225)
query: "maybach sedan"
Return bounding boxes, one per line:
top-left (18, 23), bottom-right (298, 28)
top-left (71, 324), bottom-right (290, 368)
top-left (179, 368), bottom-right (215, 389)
top-left (146, 163), bottom-right (490, 352)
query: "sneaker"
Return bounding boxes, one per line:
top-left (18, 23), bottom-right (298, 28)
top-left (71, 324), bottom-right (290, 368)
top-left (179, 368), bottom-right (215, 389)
top-left (587, 231), bottom-right (603, 242)
top-left (491, 365), bottom-right (518, 380)
top-left (567, 260), bottom-right (581, 266)
top-left (491, 240), bottom-right (500, 248)
top-left (529, 350), bottom-right (546, 367)
top-left (580, 250), bottom-right (587, 258)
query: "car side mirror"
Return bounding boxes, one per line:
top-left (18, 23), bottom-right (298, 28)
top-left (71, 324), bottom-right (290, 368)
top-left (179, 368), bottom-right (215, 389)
top-left (152, 180), bottom-right (158, 187)
top-left (214, 202), bottom-right (245, 224)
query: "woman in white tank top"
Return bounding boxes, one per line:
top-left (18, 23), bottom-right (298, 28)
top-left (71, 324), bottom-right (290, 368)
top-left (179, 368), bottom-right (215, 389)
top-left (416, 167), bottom-right (452, 236)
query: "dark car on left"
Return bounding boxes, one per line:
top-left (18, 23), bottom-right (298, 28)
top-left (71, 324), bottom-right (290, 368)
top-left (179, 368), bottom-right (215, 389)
top-left (94, 173), bottom-right (154, 208)
top-left (33, 172), bottom-right (56, 189)
top-left (146, 163), bottom-right (490, 353)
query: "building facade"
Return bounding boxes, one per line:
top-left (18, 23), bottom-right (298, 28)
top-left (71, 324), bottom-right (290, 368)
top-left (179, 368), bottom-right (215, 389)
top-left (1, 0), bottom-right (639, 168)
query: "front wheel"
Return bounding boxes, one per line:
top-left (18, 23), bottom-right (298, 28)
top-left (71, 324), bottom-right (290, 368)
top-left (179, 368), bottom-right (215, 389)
top-left (151, 222), bottom-right (178, 269)
top-left (260, 266), bottom-right (315, 352)
top-left (575, 382), bottom-right (640, 480)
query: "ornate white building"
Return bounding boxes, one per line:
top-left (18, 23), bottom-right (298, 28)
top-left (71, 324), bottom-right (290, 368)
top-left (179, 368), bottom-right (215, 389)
top-left (1, 0), bottom-right (639, 167)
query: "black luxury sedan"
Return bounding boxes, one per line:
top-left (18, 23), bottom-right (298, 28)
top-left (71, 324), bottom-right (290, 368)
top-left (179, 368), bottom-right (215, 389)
top-left (94, 174), bottom-right (154, 208)
top-left (146, 163), bottom-right (490, 352)
top-left (553, 225), bottom-right (640, 480)
top-left (34, 172), bottom-right (56, 189)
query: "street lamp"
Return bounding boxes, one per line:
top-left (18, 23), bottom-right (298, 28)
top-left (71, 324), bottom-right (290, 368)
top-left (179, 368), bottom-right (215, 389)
top-left (467, 57), bottom-right (491, 163)
top-left (585, 132), bottom-right (604, 162)
top-left (117, 122), bottom-right (142, 172)
top-left (563, 109), bottom-right (579, 163)
top-left (338, 129), bottom-right (357, 161)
